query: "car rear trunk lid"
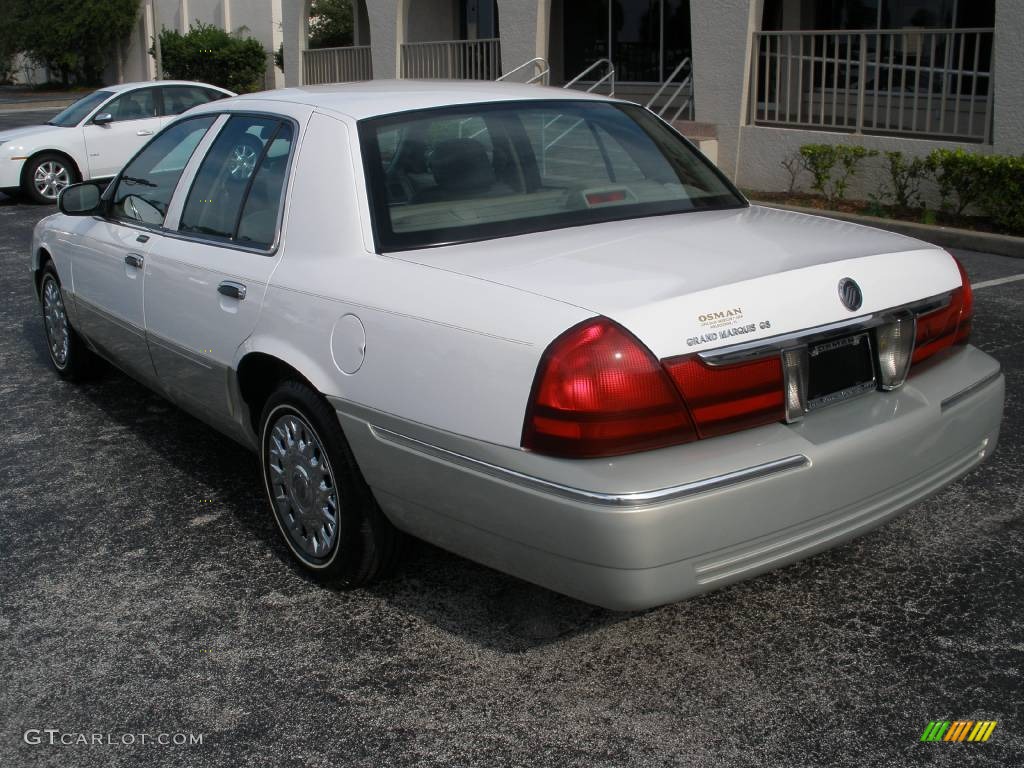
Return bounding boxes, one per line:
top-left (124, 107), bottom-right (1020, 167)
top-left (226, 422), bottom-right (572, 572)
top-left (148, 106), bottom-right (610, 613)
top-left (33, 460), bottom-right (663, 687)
top-left (389, 205), bottom-right (961, 358)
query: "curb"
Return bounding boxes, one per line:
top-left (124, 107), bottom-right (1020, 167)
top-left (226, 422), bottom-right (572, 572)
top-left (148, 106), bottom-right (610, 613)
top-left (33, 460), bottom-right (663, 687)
top-left (752, 201), bottom-right (1024, 259)
top-left (0, 100), bottom-right (74, 113)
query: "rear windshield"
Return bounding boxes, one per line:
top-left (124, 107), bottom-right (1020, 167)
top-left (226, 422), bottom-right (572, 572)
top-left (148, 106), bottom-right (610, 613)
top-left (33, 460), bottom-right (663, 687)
top-left (359, 100), bottom-right (745, 252)
top-left (48, 91), bottom-right (113, 127)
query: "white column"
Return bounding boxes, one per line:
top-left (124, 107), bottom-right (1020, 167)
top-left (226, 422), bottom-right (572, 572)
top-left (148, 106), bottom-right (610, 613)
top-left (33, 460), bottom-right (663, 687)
top-left (146, 0), bottom-right (160, 79)
top-left (992, 0), bottom-right (1024, 154)
top-left (280, 0), bottom-right (308, 86)
top-left (689, 0), bottom-right (764, 180)
top-left (221, 0), bottom-right (231, 30)
top-left (180, 0), bottom-right (190, 33)
top-left (495, 0), bottom-right (542, 77)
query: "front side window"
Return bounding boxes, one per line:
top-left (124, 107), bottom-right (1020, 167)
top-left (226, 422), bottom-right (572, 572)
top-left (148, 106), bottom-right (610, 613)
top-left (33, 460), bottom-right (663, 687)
top-left (179, 115), bottom-right (294, 248)
top-left (161, 85), bottom-right (225, 116)
top-left (360, 100), bottom-right (745, 252)
top-left (102, 88), bottom-right (158, 122)
top-left (47, 91), bottom-right (114, 127)
top-left (110, 116), bottom-right (217, 226)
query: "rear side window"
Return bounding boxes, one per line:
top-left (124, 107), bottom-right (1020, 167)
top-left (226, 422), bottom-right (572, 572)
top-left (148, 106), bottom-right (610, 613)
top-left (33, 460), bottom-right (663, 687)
top-left (236, 125), bottom-right (294, 248)
top-left (161, 85), bottom-right (225, 116)
top-left (179, 115), bottom-right (293, 248)
top-left (110, 115), bottom-right (216, 226)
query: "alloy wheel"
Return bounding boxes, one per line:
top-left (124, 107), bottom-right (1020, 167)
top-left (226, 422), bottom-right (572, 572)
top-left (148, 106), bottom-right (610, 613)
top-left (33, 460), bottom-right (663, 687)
top-left (33, 160), bottom-right (71, 200)
top-left (228, 143), bottom-right (258, 180)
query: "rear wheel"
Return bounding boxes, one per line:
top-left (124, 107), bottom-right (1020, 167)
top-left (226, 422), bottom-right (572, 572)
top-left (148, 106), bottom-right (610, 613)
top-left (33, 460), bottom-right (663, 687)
top-left (23, 153), bottom-right (78, 204)
top-left (259, 380), bottom-right (404, 584)
top-left (40, 263), bottom-right (96, 381)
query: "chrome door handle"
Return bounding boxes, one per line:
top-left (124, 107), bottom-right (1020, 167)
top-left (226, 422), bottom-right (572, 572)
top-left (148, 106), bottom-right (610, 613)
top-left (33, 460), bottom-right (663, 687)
top-left (136, 129), bottom-right (154, 136)
top-left (217, 281), bottom-right (246, 300)
top-left (124, 253), bottom-right (144, 268)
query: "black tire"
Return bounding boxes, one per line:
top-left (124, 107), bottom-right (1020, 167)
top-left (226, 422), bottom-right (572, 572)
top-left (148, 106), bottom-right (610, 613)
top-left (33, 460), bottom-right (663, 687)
top-left (22, 152), bottom-right (79, 205)
top-left (259, 380), bottom-right (404, 585)
top-left (39, 263), bottom-right (96, 381)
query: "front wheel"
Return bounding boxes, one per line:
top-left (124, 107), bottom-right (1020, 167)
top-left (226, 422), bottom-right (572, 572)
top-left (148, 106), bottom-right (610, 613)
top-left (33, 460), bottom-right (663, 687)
top-left (23, 153), bottom-right (78, 204)
top-left (39, 263), bottom-right (96, 381)
top-left (259, 380), bottom-right (404, 585)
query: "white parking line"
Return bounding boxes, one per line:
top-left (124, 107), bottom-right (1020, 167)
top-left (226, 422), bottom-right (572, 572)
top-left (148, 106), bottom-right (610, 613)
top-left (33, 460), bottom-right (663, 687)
top-left (973, 273), bottom-right (1024, 290)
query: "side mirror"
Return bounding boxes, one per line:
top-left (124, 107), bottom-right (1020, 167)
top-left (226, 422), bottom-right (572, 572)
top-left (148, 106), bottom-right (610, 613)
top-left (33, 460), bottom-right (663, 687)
top-left (93, 112), bottom-right (113, 126)
top-left (58, 182), bottom-right (103, 216)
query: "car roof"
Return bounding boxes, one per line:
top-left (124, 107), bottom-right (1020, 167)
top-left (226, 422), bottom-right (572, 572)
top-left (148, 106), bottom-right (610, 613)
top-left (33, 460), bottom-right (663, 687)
top-left (225, 79), bottom-right (615, 121)
top-left (98, 80), bottom-right (231, 94)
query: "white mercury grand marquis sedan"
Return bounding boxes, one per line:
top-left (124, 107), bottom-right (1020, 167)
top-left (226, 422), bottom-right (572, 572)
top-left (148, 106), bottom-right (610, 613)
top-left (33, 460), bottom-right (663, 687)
top-left (31, 81), bottom-right (1004, 610)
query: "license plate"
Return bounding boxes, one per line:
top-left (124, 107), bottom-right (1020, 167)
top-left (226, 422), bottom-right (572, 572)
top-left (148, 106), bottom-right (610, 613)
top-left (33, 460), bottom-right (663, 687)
top-left (806, 332), bottom-right (876, 411)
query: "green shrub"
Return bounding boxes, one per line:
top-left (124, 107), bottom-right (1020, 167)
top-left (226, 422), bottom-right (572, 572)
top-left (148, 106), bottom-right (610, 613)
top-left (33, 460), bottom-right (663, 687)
top-left (780, 150), bottom-right (806, 194)
top-left (154, 22), bottom-right (267, 94)
top-left (928, 148), bottom-right (986, 217)
top-left (799, 144), bottom-right (878, 204)
top-left (9, 0), bottom-right (140, 85)
top-left (977, 155), bottom-right (1024, 235)
top-left (0, 55), bottom-right (14, 86)
top-left (309, 0), bottom-right (354, 49)
top-left (880, 151), bottom-right (930, 210)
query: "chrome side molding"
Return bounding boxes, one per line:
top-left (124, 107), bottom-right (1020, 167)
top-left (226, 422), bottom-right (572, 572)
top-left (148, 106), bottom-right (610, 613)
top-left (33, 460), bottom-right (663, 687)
top-left (369, 424), bottom-right (810, 508)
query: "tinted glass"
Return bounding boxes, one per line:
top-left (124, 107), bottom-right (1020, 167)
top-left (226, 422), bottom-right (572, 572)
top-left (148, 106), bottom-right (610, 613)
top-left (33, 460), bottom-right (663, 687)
top-left (562, 0), bottom-right (692, 83)
top-left (360, 100), bottom-right (744, 251)
top-left (48, 91), bottom-right (113, 127)
top-left (613, 0), bottom-right (660, 82)
top-left (161, 85), bottom-right (223, 116)
top-left (103, 88), bottom-right (158, 122)
top-left (179, 116), bottom-right (287, 245)
top-left (564, 0), bottom-right (609, 81)
top-left (111, 116), bottom-right (216, 226)
top-left (236, 124), bottom-right (294, 248)
top-left (881, 0), bottom-right (954, 28)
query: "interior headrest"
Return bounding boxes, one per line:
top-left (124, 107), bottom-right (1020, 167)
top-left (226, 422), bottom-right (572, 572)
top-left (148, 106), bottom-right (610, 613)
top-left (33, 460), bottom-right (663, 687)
top-left (429, 138), bottom-right (495, 193)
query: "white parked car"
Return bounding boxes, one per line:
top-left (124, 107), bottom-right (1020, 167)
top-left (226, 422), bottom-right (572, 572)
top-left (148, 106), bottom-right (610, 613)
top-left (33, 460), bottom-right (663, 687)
top-left (1, 80), bottom-right (232, 203)
top-left (31, 81), bottom-right (1004, 610)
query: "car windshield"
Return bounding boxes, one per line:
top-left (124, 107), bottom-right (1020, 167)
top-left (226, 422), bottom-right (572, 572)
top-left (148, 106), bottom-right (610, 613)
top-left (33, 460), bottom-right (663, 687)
top-left (48, 90), bottom-right (114, 127)
top-left (359, 100), bottom-right (745, 252)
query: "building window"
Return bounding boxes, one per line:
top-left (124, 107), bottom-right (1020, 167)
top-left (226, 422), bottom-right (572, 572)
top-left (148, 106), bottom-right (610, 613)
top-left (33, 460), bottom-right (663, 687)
top-left (460, 0), bottom-right (498, 40)
top-left (762, 0), bottom-right (994, 31)
top-left (563, 0), bottom-right (691, 84)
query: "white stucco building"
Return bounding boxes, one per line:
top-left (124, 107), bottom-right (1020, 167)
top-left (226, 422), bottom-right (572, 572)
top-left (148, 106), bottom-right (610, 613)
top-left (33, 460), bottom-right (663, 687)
top-left (277, 0), bottom-right (1023, 193)
top-left (112, 0), bottom-right (285, 89)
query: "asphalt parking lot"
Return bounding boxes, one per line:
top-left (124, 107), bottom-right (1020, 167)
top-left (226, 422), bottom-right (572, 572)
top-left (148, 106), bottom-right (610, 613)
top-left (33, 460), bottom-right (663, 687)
top-left (0, 110), bottom-right (1021, 768)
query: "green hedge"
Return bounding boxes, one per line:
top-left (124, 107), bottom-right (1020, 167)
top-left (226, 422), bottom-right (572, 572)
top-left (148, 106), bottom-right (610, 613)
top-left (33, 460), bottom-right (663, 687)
top-left (975, 155), bottom-right (1024, 234)
top-left (793, 144), bottom-right (1024, 236)
top-left (153, 22), bottom-right (267, 94)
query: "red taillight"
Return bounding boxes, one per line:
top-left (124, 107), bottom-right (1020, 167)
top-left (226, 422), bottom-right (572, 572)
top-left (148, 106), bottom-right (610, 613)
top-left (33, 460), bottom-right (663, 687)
top-left (522, 318), bottom-right (698, 458)
top-left (663, 355), bottom-right (785, 438)
top-left (912, 258), bottom-right (973, 366)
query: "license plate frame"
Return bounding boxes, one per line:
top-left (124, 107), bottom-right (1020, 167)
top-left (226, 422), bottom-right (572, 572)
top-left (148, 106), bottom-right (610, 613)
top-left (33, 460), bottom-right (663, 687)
top-left (806, 332), bottom-right (877, 412)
